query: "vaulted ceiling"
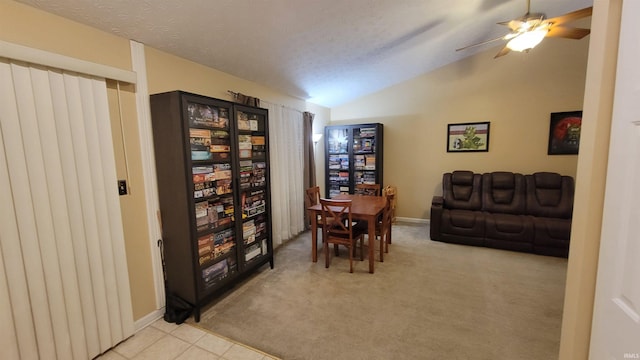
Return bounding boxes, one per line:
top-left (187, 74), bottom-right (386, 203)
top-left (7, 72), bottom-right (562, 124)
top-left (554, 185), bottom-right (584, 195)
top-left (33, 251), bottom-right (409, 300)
top-left (16, 0), bottom-right (593, 107)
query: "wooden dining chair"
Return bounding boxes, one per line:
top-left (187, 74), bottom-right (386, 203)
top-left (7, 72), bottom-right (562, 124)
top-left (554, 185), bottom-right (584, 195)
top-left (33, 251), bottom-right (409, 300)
top-left (382, 185), bottom-right (397, 224)
top-left (305, 186), bottom-right (322, 226)
top-left (306, 186), bottom-right (327, 258)
top-left (376, 193), bottom-right (395, 262)
top-left (319, 198), bottom-right (366, 273)
top-left (355, 183), bottom-right (381, 196)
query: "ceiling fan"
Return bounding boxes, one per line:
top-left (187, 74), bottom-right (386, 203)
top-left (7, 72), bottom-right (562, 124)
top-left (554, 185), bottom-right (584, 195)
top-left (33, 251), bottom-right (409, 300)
top-left (456, 0), bottom-right (592, 58)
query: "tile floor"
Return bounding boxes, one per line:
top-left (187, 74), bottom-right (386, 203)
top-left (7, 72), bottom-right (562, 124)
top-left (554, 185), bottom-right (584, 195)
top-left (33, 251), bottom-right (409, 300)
top-left (95, 318), bottom-right (280, 360)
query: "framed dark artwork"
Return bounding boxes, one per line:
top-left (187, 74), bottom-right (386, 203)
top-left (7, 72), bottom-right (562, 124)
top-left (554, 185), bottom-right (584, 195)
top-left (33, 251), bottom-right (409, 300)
top-left (548, 111), bottom-right (582, 155)
top-left (447, 122), bottom-right (490, 152)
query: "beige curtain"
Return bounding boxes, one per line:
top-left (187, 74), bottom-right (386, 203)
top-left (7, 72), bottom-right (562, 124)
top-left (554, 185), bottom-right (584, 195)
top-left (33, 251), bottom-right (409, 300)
top-left (262, 103), bottom-right (305, 247)
top-left (0, 59), bottom-right (134, 359)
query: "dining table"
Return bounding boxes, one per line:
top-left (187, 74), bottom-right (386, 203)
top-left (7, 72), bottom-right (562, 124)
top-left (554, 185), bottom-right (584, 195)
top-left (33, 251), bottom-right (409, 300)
top-left (307, 193), bottom-right (389, 274)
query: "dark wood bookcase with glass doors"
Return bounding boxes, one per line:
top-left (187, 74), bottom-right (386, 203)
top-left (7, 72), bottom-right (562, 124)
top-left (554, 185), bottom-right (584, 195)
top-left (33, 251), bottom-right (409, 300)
top-left (150, 91), bottom-right (273, 322)
top-left (324, 123), bottom-right (383, 198)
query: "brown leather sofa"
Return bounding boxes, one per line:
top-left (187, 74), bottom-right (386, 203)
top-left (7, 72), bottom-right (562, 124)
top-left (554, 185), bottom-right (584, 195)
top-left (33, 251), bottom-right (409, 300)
top-left (430, 170), bottom-right (574, 257)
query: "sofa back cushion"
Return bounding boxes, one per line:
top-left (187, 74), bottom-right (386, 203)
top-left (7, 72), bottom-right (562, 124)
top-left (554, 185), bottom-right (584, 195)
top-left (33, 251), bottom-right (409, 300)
top-left (525, 172), bottom-right (574, 218)
top-left (443, 171), bottom-right (482, 210)
top-left (482, 172), bottom-right (526, 214)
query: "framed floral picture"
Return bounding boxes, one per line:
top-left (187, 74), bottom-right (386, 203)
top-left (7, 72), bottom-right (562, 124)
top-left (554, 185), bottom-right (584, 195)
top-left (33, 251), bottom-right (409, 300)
top-left (447, 122), bottom-right (490, 152)
top-left (548, 111), bottom-right (582, 155)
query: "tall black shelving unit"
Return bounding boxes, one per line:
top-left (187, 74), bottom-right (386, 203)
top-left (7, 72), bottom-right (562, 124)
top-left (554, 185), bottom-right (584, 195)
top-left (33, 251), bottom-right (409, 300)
top-left (324, 123), bottom-right (383, 198)
top-left (150, 90), bottom-right (273, 322)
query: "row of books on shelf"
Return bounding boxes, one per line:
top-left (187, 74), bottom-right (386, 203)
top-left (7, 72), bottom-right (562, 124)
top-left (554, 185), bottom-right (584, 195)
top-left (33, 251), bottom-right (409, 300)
top-left (242, 190), bottom-right (266, 219)
top-left (198, 227), bottom-right (235, 266)
top-left (202, 257), bottom-right (237, 290)
top-left (329, 185), bottom-right (350, 198)
top-left (239, 160), bottom-right (267, 190)
top-left (192, 163), bottom-right (232, 198)
top-left (193, 163), bottom-right (231, 182)
top-left (355, 127), bottom-right (376, 138)
top-left (328, 154), bottom-right (349, 169)
top-left (328, 170), bottom-right (349, 184)
top-left (238, 134), bottom-right (267, 159)
top-left (190, 128), bottom-right (232, 161)
top-left (242, 215), bottom-right (268, 245)
top-left (245, 239), bottom-right (269, 262)
top-left (188, 102), bottom-right (229, 129)
top-left (327, 141), bottom-right (348, 154)
top-left (355, 171), bottom-right (377, 184)
top-left (237, 111), bottom-right (263, 132)
top-left (195, 196), bottom-right (234, 232)
top-left (193, 179), bottom-right (232, 199)
top-left (353, 138), bottom-right (375, 153)
top-left (354, 154), bottom-right (376, 170)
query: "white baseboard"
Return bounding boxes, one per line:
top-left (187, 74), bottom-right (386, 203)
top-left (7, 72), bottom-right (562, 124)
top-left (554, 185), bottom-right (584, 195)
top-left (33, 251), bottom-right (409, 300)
top-left (134, 308), bottom-right (164, 332)
top-left (395, 217), bottom-right (429, 224)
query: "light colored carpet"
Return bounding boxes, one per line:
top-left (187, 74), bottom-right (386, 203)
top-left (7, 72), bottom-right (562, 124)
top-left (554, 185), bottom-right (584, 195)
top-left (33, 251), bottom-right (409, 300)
top-left (193, 223), bottom-right (567, 360)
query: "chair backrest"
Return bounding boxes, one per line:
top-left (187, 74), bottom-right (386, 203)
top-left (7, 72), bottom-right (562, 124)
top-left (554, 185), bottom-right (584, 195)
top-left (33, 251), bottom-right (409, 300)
top-left (305, 186), bottom-right (320, 207)
top-left (525, 172), bottom-right (574, 218)
top-left (482, 172), bottom-right (526, 214)
top-left (442, 171), bottom-right (482, 210)
top-left (380, 193), bottom-right (395, 232)
top-left (355, 183), bottom-right (381, 196)
top-left (320, 198), bottom-right (354, 240)
top-left (382, 185), bottom-right (397, 222)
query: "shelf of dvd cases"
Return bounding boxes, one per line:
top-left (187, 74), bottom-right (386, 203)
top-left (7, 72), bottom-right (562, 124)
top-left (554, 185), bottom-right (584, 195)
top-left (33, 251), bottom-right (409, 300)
top-left (150, 91), bottom-right (273, 322)
top-left (324, 123), bottom-right (383, 197)
top-left (236, 109), bottom-right (271, 266)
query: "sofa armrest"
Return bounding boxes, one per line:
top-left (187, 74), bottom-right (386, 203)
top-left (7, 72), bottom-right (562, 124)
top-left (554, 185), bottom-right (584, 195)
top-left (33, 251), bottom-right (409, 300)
top-left (432, 196), bottom-right (443, 207)
top-left (430, 196), bottom-right (443, 240)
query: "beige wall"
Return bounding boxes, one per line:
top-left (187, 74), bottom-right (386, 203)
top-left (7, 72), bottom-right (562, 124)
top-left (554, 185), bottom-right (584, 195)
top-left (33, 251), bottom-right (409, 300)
top-left (559, 0), bottom-right (621, 358)
top-left (0, 0), bottom-right (132, 70)
top-left (106, 81), bottom-right (158, 320)
top-left (331, 36), bottom-right (588, 220)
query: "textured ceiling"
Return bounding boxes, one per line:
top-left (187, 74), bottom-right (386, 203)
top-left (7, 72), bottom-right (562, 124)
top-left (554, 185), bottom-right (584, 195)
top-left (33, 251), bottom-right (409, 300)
top-left (16, 0), bottom-right (593, 107)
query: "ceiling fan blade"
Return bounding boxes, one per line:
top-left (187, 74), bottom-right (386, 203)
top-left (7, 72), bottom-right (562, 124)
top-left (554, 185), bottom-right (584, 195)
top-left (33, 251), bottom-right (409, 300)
top-left (456, 35), bottom-right (506, 52)
top-left (546, 26), bottom-right (591, 39)
top-left (494, 46), bottom-right (511, 58)
top-left (546, 7), bottom-right (593, 26)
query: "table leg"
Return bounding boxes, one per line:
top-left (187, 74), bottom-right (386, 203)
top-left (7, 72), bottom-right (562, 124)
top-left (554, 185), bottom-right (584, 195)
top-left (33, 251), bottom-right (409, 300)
top-left (311, 213), bottom-right (318, 262)
top-left (368, 215), bottom-right (375, 273)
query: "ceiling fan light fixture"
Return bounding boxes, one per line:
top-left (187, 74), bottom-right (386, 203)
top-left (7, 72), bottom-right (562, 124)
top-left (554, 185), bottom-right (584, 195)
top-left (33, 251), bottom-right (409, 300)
top-left (506, 27), bottom-right (548, 52)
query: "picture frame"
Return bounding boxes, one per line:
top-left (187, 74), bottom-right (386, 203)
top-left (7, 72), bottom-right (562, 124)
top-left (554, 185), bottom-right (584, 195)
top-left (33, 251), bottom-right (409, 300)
top-left (548, 111), bottom-right (582, 155)
top-left (447, 122), bottom-right (490, 152)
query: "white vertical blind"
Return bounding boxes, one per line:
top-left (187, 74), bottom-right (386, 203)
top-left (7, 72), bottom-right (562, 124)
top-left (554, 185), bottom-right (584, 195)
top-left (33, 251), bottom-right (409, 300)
top-left (262, 103), bottom-right (305, 247)
top-left (0, 58), bottom-right (134, 359)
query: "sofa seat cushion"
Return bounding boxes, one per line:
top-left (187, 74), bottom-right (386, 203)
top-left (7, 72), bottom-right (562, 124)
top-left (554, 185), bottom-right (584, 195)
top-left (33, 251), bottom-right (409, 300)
top-left (438, 209), bottom-right (485, 246)
top-left (532, 217), bottom-right (571, 257)
top-left (485, 213), bottom-right (534, 253)
top-left (485, 213), bottom-right (534, 242)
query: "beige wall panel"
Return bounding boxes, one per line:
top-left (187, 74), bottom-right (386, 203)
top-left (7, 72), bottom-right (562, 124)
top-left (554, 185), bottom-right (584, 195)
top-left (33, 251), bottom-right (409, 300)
top-left (146, 47), bottom-right (305, 108)
top-left (0, 0), bottom-right (132, 70)
top-left (332, 36), bottom-right (588, 220)
top-left (560, 0), bottom-right (621, 358)
top-left (107, 82), bottom-right (157, 320)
